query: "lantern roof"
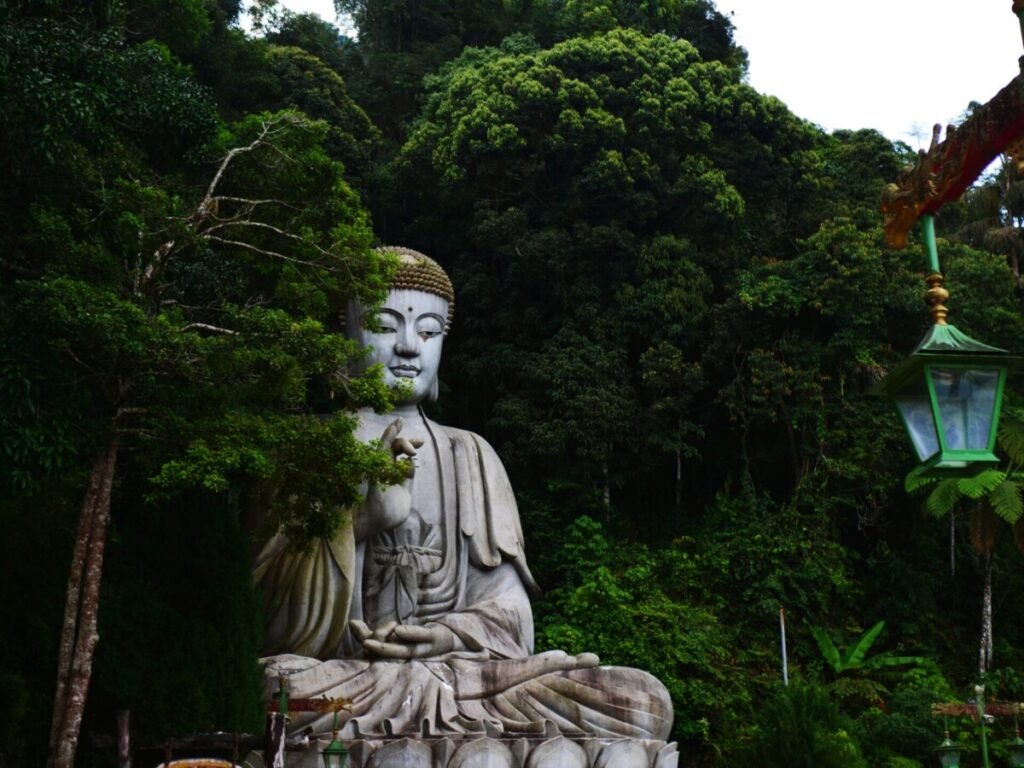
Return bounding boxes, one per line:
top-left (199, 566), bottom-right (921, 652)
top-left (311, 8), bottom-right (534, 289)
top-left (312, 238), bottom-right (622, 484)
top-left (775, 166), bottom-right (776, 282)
top-left (875, 324), bottom-right (1012, 399)
top-left (914, 324), bottom-right (1007, 355)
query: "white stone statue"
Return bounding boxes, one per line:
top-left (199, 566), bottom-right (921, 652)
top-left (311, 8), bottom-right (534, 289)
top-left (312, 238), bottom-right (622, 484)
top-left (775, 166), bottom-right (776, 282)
top-left (253, 248), bottom-right (673, 746)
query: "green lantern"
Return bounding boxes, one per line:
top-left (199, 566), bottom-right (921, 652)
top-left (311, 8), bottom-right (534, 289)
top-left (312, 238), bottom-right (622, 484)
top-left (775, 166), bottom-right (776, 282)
top-left (934, 731), bottom-right (962, 768)
top-left (877, 216), bottom-right (1013, 479)
top-left (880, 323), bottom-right (1009, 478)
top-left (321, 712), bottom-right (349, 768)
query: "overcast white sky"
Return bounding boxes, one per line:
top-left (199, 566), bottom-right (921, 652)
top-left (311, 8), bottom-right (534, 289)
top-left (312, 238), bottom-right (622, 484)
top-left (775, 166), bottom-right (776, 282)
top-left (262, 0), bottom-right (1024, 147)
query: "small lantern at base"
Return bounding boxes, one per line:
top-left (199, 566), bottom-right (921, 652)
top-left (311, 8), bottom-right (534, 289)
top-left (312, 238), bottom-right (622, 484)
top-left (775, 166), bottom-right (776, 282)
top-left (321, 712), bottom-right (349, 768)
top-left (1009, 728), bottom-right (1024, 767)
top-left (321, 737), bottom-right (348, 768)
top-left (935, 730), bottom-right (961, 768)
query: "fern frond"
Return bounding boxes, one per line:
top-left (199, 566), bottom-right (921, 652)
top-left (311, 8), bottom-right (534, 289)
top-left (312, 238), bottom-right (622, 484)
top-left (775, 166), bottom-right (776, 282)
top-left (989, 479), bottom-right (1023, 524)
top-left (926, 479), bottom-right (962, 518)
top-left (905, 471), bottom-right (937, 495)
top-left (958, 470), bottom-right (1006, 500)
top-left (998, 408), bottom-right (1024, 464)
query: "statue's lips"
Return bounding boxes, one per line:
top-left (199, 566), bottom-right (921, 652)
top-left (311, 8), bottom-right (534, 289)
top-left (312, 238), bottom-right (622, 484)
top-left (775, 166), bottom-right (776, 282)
top-left (390, 365), bottom-right (420, 378)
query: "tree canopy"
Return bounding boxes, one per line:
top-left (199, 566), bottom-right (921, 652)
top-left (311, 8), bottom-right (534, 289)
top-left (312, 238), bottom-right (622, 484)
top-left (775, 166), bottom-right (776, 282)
top-left (4, 1), bottom-right (1024, 766)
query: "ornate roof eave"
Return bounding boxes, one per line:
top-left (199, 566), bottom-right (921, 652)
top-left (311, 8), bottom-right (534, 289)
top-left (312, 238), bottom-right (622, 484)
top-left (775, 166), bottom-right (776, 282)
top-left (881, 63), bottom-right (1024, 249)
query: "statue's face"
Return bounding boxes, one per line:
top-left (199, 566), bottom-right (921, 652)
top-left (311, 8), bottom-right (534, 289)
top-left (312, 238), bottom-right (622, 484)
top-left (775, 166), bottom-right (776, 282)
top-left (348, 289), bottom-right (449, 405)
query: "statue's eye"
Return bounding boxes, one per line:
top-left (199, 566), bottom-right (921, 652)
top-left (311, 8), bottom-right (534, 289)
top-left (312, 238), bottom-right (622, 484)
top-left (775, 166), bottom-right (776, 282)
top-left (369, 313), bottom-right (398, 334)
top-left (415, 316), bottom-right (443, 340)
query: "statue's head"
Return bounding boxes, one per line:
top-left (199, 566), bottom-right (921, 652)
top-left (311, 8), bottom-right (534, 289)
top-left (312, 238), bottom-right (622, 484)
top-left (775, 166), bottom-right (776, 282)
top-left (346, 247), bottom-right (454, 405)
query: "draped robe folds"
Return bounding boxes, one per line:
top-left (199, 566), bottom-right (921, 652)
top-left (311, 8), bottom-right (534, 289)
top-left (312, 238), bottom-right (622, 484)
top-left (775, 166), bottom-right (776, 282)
top-left (254, 410), bottom-right (673, 741)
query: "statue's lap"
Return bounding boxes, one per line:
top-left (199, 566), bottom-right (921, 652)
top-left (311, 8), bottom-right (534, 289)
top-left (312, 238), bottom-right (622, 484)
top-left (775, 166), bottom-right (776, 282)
top-left (263, 654), bottom-right (672, 741)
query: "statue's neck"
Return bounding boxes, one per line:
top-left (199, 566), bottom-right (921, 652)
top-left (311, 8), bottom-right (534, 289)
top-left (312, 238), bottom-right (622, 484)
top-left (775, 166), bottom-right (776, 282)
top-left (390, 402), bottom-right (425, 419)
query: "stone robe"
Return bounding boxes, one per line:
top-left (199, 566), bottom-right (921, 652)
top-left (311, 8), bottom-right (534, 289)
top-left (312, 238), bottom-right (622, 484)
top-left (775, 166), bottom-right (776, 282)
top-left (254, 410), bottom-right (672, 741)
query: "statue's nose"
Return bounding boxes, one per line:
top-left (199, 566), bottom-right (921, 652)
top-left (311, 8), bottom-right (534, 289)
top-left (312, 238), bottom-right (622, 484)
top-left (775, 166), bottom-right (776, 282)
top-left (394, 325), bottom-right (420, 356)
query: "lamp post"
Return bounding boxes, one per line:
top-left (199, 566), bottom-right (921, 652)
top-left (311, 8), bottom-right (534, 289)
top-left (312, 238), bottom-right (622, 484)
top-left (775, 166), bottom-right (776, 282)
top-left (876, 215), bottom-right (1012, 479)
top-left (877, 3), bottom-right (1024, 476)
top-left (975, 685), bottom-right (993, 768)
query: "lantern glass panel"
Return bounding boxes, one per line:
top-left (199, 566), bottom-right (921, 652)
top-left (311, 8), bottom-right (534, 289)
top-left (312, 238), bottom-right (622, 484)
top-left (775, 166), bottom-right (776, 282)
top-left (930, 367), bottom-right (999, 451)
top-left (895, 378), bottom-right (939, 461)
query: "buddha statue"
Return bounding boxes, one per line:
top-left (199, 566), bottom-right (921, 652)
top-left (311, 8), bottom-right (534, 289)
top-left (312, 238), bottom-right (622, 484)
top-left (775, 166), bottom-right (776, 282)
top-left (253, 247), bottom-right (673, 746)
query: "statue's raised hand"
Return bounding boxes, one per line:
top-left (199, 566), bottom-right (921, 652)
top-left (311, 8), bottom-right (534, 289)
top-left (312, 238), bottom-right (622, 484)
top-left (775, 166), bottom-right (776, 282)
top-left (380, 417), bottom-right (424, 476)
top-left (356, 419), bottom-right (423, 540)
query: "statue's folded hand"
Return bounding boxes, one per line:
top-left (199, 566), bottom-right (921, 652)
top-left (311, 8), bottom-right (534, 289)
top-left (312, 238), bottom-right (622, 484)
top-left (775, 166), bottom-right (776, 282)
top-left (352, 620), bottom-right (459, 660)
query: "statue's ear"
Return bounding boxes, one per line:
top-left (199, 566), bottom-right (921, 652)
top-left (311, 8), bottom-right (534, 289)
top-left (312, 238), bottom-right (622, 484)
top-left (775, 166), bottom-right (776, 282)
top-left (428, 377), bottom-right (439, 402)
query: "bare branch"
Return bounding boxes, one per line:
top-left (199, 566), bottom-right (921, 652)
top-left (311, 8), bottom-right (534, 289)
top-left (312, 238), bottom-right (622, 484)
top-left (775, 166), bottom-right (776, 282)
top-left (182, 322), bottom-right (239, 335)
top-left (204, 113), bottom-right (310, 202)
top-left (204, 123), bottom-right (273, 203)
top-left (204, 235), bottom-right (328, 271)
top-left (212, 196), bottom-right (299, 210)
top-left (139, 239), bottom-right (177, 295)
top-left (204, 221), bottom-right (330, 256)
top-left (135, 113), bottom-right (320, 297)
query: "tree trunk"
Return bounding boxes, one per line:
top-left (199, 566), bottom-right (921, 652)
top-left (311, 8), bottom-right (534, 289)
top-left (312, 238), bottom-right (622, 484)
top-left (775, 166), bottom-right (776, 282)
top-left (979, 548), bottom-right (994, 675)
top-left (47, 449), bottom-right (106, 758)
top-left (117, 710), bottom-right (131, 768)
top-left (48, 435), bottom-right (119, 768)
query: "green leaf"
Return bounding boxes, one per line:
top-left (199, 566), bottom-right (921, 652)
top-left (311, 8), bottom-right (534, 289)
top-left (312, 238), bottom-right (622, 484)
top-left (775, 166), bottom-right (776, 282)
top-left (957, 469), bottom-right (1006, 500)
top-left (989, 479), bottom-right (1023, 524)
top-left (926, 479), bottom-right (962, 518)
top-left (808, 622), bottom-right (841, 674)
top-left (842, 620), bottom-right (884, 670)
top-left (998, 408), bottom-right (1024, 465)
top-left (905, 471), bottom-right (937, 495)
top-left (859, 652), bottom-right (927, 671)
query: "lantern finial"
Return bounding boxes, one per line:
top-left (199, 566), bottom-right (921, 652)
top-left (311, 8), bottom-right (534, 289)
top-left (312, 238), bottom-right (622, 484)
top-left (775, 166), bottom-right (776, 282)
top-left (925, 272), bottom-right (950, 325)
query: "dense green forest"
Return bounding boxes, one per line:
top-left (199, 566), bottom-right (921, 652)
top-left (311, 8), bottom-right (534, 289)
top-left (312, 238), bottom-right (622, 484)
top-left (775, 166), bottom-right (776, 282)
top-left (3, 0), bottom-right (1024, 766)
